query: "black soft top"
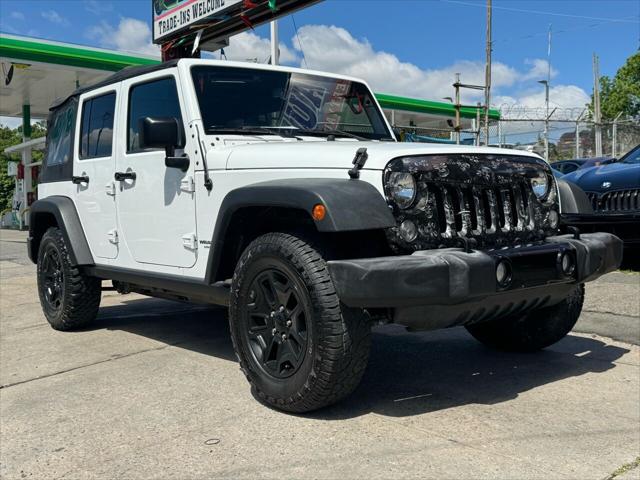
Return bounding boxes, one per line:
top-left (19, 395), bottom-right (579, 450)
top-left (50, 60), bottom-right (179, 111)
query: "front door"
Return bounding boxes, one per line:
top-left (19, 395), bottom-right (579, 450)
top-left (73, 87), bottom-right (118, 260)
top-left (115, 73), bottom-right (197, 268)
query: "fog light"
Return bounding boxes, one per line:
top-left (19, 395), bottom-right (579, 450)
top-left (399, 219), bottom-right (418, 242)
top-left (496, 259), bottom-right (512, 287)
top-left (561, 252), bottom-right (575, 276)
top-left (548, 209), bottom-right (559, 229)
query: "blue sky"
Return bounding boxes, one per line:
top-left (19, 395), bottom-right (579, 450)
top-left (1, 0), bottom-right (638, 118)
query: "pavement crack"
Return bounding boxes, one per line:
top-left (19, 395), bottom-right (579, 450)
top-left (583, 309), bottom-right (639, 318)
top-left (602, 456), bottom-right (640, 480)
top-left (0, 342), bottom-right (183, 389)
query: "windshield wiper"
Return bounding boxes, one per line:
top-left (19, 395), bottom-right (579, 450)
top-left (295, 129), bottom-right (369, 141)
top-left (207, 126), bottom-right (303, 140)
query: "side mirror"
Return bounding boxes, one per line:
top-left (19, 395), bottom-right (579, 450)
top-left (139, 117), bottom-right (190, 171)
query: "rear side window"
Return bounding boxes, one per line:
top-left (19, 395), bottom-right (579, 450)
top-left (127, 77), bottom-right (183, 153)
top-left (80, 92), bottom-right (116, 159)
top-left (41, 98), bottom-right (77, 183)
top-left (46, 100), bottom-right (76, 167)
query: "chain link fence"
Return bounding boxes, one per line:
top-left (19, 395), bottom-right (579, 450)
top-left (496, 119), bottom-right (640, 161)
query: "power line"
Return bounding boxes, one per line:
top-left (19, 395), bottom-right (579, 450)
top-left (291, 15), bottom-right (308, 69)
top-left (439, 0), bottom-right (639, 24)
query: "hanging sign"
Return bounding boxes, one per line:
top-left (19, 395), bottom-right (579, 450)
top-left (153, 0), bottom-right (243, 43)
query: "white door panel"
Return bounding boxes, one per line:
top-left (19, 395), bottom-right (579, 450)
top-left (116, 155), bottom-right (197, 267)
top-left (115, 72), bottom-right (197, 269)
top-left (73, 88), bottom-right (119, 260)
top-left (73, 162), bottom-right (118, 259)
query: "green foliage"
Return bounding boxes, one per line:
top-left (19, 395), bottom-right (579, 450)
top-left (594, 52), bottom-right (640, 121)
top-left (0, 122), bottom-right (47, 211)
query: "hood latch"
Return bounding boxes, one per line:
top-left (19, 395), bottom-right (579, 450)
top-left (348, 148), bottom-right (369, 179)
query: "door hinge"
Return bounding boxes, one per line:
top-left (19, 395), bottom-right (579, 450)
top-left (107, 229), bottom-right (119, 244)
top-left (105, 182), bottom-right (116, 196)
top-left (182, 232), bottom-right (197, 250)
top-left (180, 176), bottom-right (195, 193)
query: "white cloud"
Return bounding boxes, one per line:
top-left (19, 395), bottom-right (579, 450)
top-left (41, 10), bottom-right (70, 27)
top-left (87, 18), bottom-right (160, 57)
top-left (292, 25), bottom-right (519, 104)
top-left (290, 25), bottom-right (589, 116)
top-left (85, 1), bottom-right (113, 15)
top-left (521, 58), bottom-right (558, 82)
top-left (222, 31), bottom-right (298, 64)
top-left (10, 12), bottom-right (25, 21)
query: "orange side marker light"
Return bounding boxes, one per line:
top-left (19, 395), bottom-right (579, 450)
top-left (312, 204), bottom-right (326, 221)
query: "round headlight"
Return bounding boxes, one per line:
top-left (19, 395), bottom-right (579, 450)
top-left (387, 172), bottom-right (416, 209)
top-left (530, 172), bottom-right (550, 200)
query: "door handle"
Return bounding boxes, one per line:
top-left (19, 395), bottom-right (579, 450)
top-left (71, 175), bottom-right (89, 185)
top-left (114, 171), bottom-right (137, 181)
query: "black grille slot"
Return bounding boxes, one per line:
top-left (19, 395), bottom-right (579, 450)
top-left (587, 189), bottom-right (640, 212)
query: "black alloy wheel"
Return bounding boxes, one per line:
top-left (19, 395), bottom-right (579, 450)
top-left (242, 266), bottom-right (310, 379)
top-left (229, 232), bottom-right (372, 413)
top-left (41, 246), bottom-right (64, 312)
top-left (36, 227), bottom-right (101, 331)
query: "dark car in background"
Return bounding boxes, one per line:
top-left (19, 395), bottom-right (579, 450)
top-left (562, 145), bottom-right (640, 251)
top-left (551, 157), bottom-right (615, 175)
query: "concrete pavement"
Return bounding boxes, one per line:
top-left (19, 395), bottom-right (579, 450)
top-left (1, 229), bottom-right (639, 479)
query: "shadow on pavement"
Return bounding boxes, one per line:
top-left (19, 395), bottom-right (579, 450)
top-left (93, 297), bottom-right (630, 419)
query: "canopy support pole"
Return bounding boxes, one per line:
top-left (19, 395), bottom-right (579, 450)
top-left (21, 104), bottom-right (32, 228)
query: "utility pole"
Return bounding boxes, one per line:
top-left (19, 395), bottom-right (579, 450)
top-left (538, 80), bottom-right (550, 161)
top-left (612, 111), bottom-right (623, 157)
top-left (270, 20), bottom-right (279, 65)
top-left (453, 74), bottom-right (486, 145)
top-left (484, 0), bottom-right (492, 145)
top-left (476, 102), bottom-right (482, 146)
top-left (575, 109), bottom-right (586, 159)
top-left (593, 53), bottom-right (602, 157)
top-left (454, 73), bottom-right (461, 145)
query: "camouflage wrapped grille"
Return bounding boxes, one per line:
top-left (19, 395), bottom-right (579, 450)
top-left (384, 154), bottom-right (559, 252)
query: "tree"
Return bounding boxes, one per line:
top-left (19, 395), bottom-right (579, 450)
top-left (593, 52), bottom-right (640, 121)
top-left (0, 122), bottom-right (47, 212)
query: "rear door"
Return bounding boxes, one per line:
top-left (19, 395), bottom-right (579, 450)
top-left (73, 86), bottom-right (119, 259)
top-left (115, 72), bottom-right (197, 268)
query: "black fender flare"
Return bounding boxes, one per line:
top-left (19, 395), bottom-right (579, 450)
top-left (29, 196), bottom-right (94, 266)
top-left (204, 178), bottom-right (395, 283)
top-left (557, 178), bottom-right (594, 215)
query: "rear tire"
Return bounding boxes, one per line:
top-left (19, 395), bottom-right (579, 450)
top-left (37, 227), bottom-right (101, 331)
top-left (229, 232), bottom-right (371, 413)
top-left (465, 284), bottom-right (585, 352)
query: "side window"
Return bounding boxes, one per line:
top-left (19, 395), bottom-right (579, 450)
top-left (79, 92), bottom-right (116, 159)
top-left (127, 77), bottom-right (183, 153)
top-left (45, 100), bottom-right (77, 167)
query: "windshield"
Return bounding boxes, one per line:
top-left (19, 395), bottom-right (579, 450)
top-left (191, 66), bottom-right (392, 140)
top-left (620, 145), bottom-right (640, 164)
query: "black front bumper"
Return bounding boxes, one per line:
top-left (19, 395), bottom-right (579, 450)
top-left (327, 233), bottom-right (623, 331)
top-left (562, 213), bottom-right (640, 247)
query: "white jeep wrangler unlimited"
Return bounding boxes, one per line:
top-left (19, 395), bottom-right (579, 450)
top-left (30, 59), bottom-right (622, 412)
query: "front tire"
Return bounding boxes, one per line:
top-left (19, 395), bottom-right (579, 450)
top-left (229, 233), bottom-right (371, 413)
top-left (465, 284), bottom-right (585, 352)
top-left (37, 227), bottom-right (101, 331)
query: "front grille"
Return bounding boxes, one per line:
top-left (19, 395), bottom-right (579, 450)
top-left (384, 153), bottom-right (558, 252)
top-left (587, 189), bottom-right (640, 212)
top-left (426, 181), bottom-right (535, 238)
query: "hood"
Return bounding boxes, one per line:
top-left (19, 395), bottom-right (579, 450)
top-left (220, 140), bottom-right (543, 171)
top-left (563, 162), bottom-right (640, 192)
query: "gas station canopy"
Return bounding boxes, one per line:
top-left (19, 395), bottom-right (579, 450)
top-left (0, 34), bottom-right (158, 118)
